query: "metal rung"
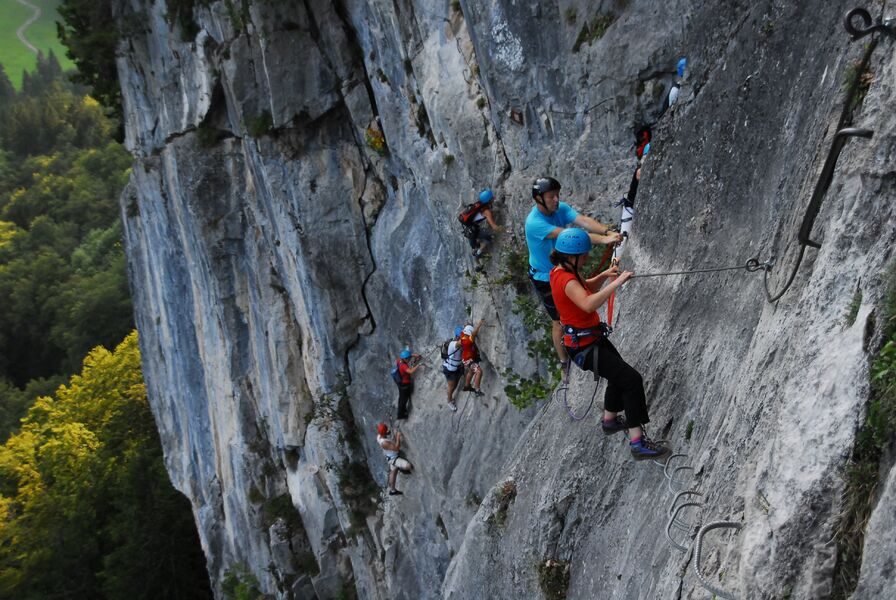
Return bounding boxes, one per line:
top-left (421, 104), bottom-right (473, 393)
top-left (663, 453), bottom-right (689, 480)
top-left (667, 465), bottom-right (695, 493)
top-left (665, 501), bottom-right (703, 552)
top-left (694, 520), bottom-right (743, 600)
top-left (669, 490), bottom-right (703, 516)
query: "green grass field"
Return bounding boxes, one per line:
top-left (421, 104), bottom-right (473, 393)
top-left (0, 0), bottom-right (74, 88)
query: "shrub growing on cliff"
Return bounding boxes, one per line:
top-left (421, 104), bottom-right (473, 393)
top-left (842, 59), bottom-right (874, 116)
top-left (487, 479), bottom-right (517, 528)
top-left (336, 459), bottom-right (381, 537)
top-left (365, 126), bottom-right (387, 155)
top-left (501, 295), bottom-right (560, 409)
top-left (572, 13), bottom-right (616, 52)
top-left (262, 493), bottom-right (304, 537)
top-left (248, 111), bottom-right (274, 138)
top-left (537, 559), bottom-right (571, 600)
top-left (222, 564), bottom-right (266, 600)
top-left (832, 265), bottom-right (896, 597)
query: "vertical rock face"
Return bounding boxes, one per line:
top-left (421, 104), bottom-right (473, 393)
top-left (117, 0), bottom-right (896, 598)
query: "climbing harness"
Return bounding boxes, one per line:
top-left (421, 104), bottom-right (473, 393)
top-left (555, 321), bottom-right (613, 421)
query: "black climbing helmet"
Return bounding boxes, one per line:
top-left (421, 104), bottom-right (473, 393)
top-left (532, 176), bottom-right (561, 199)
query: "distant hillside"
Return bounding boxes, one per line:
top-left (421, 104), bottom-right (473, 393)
top-left (0, 0), bottom-right (73, 88)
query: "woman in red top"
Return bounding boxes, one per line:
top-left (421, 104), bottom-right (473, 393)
top-left (460, 320), bottom-right (485, 396)
top-left (549, 228), bottom-right (671, 461)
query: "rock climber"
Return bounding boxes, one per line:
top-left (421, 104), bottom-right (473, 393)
top-left (461, 320), bottom-right (486, 396)
top-left (526, 176), bottom-right (623, 366)
top-left (443, 326), bottom-right (465, 411)
top-left (395, 347), bottom-right (424, 420)
top-left (549, 228), bottom-right (672, 461)
top-left (460, 188), bottom-right (504, 269)
top-left (376, 422), bottom-right (413, 495)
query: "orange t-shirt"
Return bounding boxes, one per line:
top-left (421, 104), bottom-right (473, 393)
top-left (460, 334), bottom-right (479, 362)
top-left (549, 267), bottom-right (602, 330)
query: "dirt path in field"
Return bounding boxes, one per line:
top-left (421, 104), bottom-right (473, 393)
top-left (14, 0), bottom-right (41, 55)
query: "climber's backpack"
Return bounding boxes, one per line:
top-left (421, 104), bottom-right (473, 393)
top-left (390, 361), bottom-right (403, 385)
top-left (440, 339), bottom-right (453, 360)
top-left (458, 201), bottom-right (484, 226)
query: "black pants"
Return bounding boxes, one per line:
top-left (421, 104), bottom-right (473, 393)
top-left (397, 383), bottom-right (413, 419)
top-left (567, 337), bottom-right (649, 427)
top-left (464, 223), bottom-right (493, 248)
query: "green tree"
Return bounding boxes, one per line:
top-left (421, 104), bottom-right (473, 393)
top-left (57, 1), bottom-right (122, 124)
top-left (0, 65), bottom-right (14, 105)
top-left (0, 81), bottom-right (132, 386)
top-left (0, 333), bottom-right (212, 599)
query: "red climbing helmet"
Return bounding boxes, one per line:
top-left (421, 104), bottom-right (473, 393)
top-left (377, 422), bottom-right (389, 436)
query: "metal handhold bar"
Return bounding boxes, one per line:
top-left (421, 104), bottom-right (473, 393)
top-left (668, 465), bottom-right (695, 493)
top-left (665, 501), bottom-right (703, 552)
top-left (694, 520), bottom-right (744, 600)
top-left (663, 453), bottom-right (689, 480)
top-left (669, 490), bottom-right (704, 516)
top-left (844, 7), bottom-right (895, 39)
top-left (797, 127), bottom-right (873, 249)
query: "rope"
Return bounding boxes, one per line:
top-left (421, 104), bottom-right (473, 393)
top-left (631, 257), bottom-right (771, 279)
top-left (554, 362), bottom-right (600, 421)
top-left (452, 390), bottom-right (472, 432)
top-left (560, 382), bottom-right (598, 421)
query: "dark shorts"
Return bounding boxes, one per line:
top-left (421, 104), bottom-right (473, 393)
top-left (464, 223), bottom-right (493, 248)
top-left (531, 277), bottom-right (560, 321)
top-left (442, 367), bottom-right (464, 382)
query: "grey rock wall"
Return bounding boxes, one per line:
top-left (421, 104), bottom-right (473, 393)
top-left (116, 0), bottom-right (896, 598)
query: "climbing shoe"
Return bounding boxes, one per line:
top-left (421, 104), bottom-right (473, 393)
top-left (462, 385), bottom-right (474, 392)
top-left (388, 489), bottom-right (403, 496)
top-left (630, 436), bottom-right (671, 461)
top-left (449, 401), bottom-right (458, 412)
top-left (472, 389), bottom-right (484, 397)
top-left (601, 415), bottom-right (628, 436)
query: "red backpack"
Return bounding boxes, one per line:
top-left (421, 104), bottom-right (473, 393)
top-left (458, 201), bottom-right (484, 226)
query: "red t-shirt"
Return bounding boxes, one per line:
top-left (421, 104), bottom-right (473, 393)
top-left (397, 360), bottom-right (411, 384)
top-left (549, 267), bottom-right (601, 339)
top-left (460, 334), bottom-right (479, 362)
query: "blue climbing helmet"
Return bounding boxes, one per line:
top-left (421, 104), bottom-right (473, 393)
top-left (555, 228), bottom-right (591, 255)
top-left (677, 57), bottom-right (687, 78)
top-left (454, 326), bottom-right (463, 338)
top-left (400, 348), bottom-right (412, 359)
top-left (479, 188), bottom-right (494, 204)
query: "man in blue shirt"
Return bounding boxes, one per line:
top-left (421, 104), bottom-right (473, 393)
top-left (525, 176), bottom-right (622, 364)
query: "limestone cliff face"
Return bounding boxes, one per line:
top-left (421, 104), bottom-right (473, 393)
top-left (116, 0), bottom-right (896, 598)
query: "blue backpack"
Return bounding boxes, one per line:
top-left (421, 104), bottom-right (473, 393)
top-left (390, 361), bottom-right (403, 385)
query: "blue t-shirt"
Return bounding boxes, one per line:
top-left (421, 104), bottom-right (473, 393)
top-left (525, 202), bottom-right (579, 281)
